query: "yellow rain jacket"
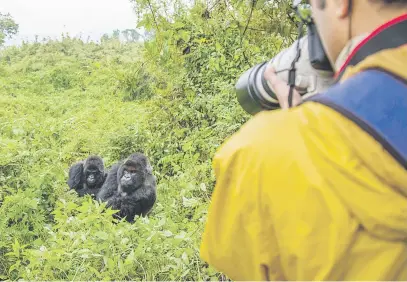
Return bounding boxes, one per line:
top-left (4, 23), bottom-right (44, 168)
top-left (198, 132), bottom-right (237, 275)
top-left (200, 14), bottom-right (407, 281)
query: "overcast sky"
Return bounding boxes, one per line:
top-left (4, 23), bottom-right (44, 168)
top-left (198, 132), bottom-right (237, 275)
top-left (0, 0), bottom-right (139, 46)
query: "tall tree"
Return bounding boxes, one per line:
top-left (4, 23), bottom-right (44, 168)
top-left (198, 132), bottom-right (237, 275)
top-left (0, 13), bottom-right (19, 46)
top-left (112, 29), bottom-right (121, 39)
top-left (122, 29), bottom-right (141, 42)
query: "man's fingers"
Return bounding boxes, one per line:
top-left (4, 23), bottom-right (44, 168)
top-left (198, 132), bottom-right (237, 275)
top-left (263, 65), bottom-right (303, 109)
top-left (263, 66), bottom-right (277, 85)
top-left (264, 66), bottom-right (287, 94)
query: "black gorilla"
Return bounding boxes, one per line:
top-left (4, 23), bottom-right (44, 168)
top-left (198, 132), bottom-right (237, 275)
top-left (96, 153), bottom-right (157, 223)
top-left (67, 155), bottom-right (107, 198)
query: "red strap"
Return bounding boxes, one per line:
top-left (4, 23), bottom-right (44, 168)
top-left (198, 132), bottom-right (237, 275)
top-left (334, 13), bottom-right (407, 79)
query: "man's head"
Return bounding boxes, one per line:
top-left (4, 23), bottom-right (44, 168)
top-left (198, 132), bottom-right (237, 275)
top-left (308, 0), bottom-right (407, 67)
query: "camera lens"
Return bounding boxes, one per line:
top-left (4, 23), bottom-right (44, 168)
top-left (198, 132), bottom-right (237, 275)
top-left (235, 61), bottom-right (281, 115)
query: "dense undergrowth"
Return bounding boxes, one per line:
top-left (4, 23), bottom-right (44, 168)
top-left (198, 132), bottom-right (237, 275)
top-left (0, 0), bottom-right (297, 280)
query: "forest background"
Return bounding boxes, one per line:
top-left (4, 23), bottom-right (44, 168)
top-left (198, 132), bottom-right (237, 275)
top-left (0, 0), bottom-right (298, 280)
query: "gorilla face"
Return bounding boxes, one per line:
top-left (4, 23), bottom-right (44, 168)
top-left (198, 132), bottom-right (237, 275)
top-left (85, 166), bottom-right (104, 188)
top-left (117, 153), bottom-right (152, 194)
top-left (67, 155), bottom-right (107, 198)
top-left (83, 156), bottom-right (106, 189)
top-left (119, 163), bottom-right (145, 194)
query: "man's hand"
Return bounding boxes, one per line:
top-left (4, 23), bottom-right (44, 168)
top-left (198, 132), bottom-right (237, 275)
top-left (264, 65), bottom-right (303, 109)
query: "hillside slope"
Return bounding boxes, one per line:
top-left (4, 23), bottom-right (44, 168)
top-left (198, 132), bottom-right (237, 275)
top-left (0, 38), bottom-right (237, 280)
top-left (0, 0), bottom-right (292, 272)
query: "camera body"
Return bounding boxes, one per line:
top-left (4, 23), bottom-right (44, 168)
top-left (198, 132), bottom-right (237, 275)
top-left (235, 23), bottom-right (335, 115)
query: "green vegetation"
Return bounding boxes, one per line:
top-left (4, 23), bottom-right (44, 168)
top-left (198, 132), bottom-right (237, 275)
top-left (0, 0), bottom-right (297, 280)
top-left (0, 12), bottom-right (19, 46)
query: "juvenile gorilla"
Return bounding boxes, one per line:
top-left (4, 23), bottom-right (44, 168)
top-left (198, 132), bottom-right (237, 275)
top-left (67, 155), bottom-right (107, 198)
top-left (96, 153), bottom-right (157, 223)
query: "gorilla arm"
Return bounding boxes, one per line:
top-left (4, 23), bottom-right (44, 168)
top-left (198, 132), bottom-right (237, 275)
top-left (96, 163), bottom-right (121, 202)
top-left (96, 164), bottom-right (124, 219)
top-left (67, 161), bottom-right (84, 190)
top-left (120, 174), bottom-right (157, 222)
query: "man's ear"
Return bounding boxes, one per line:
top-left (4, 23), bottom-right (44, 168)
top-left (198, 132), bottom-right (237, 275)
top-left (335, 0), bottom-right (352, 18)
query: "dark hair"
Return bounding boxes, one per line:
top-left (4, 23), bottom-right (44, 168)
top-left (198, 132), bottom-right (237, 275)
top-left (380, 0), bottom-right (407, 3)
top-left (317, 0), bottom-right (407, 8)
top-left (372, 0), bottom-right (407, 8)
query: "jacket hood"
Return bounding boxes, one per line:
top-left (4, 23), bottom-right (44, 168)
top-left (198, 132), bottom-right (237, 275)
top-left (329, 45), bottom-right (407, 241)
top-left (334, 33), bottom-right (368, 72)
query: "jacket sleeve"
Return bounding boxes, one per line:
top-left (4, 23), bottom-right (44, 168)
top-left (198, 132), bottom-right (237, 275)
top-left (199, 107), bottom-right (358, 281)
top-left (199, 112), bottom-right (287, 281)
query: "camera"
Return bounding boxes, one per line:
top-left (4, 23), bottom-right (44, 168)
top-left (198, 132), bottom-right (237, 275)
top-left (235, 23), bottom-right (335, 115)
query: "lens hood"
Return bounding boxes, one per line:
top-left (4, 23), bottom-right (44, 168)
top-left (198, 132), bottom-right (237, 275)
top-left (235, 62), bottom-right (280, 115)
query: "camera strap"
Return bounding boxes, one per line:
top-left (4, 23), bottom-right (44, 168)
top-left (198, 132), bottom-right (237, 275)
top-left (288, 23), bottom-right (305, 108)
top-left (308, 69), bottom-right (407, 169)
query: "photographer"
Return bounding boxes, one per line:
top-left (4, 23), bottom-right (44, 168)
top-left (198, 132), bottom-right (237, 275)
top-left (200, 0), bottom-right (407, 280)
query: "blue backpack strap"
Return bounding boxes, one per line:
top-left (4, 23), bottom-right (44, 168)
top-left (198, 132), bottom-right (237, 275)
top-left (306, 68), bottom-right (407, 169)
